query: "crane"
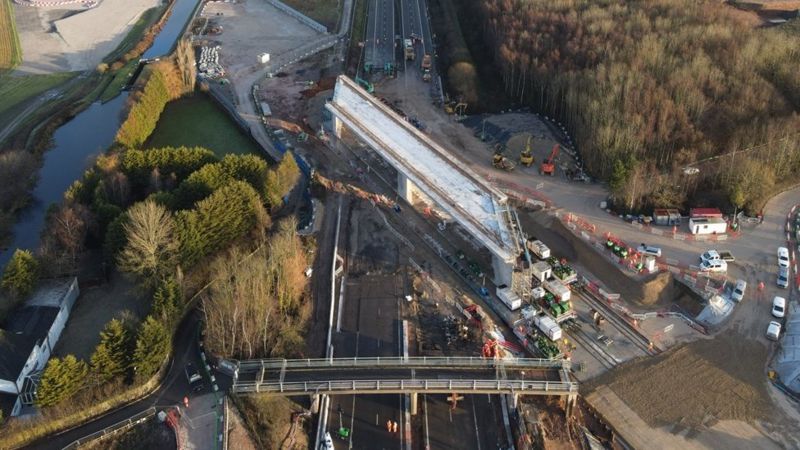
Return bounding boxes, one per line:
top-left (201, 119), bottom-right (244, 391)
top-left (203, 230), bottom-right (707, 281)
top-left (519, 135), bottom-right (534, 166)
top-left (540, 144), bottom-right (559, 176)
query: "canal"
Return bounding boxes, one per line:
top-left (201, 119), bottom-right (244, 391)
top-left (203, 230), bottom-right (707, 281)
top-left (0, 0), bottom-right (201, 267)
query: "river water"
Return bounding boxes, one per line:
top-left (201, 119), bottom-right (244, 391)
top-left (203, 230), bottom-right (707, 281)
top-left (0, 0), bottom-right (200, 267)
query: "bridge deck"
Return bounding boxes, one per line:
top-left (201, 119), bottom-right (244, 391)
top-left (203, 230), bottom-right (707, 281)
top-left (327, 76), bottom-right (516, 261)
top-left (236, 356), bottom-right (570, 371)
top-left (233, 379), bottom-right (578, 396)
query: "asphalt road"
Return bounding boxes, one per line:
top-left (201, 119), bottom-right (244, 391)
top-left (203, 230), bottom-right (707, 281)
top-left (365, 0), bottom-right (396, 71)
top-left (400, 0), bottom-right (432, 63)
top-left (327, 273), bottom-right (406, 449)
top-left (23, 312), bottom-right (221, 450)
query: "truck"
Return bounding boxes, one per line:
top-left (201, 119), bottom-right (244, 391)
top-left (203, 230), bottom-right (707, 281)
top-left (496, 285), bottom-right (522, 311)
top-left (543, 278), bottom-right (571, 302)
top-left (527, 239), bottom-right (551, 260)
top-left (719, 251), bottom-right (735, 262)
top-left (404, 39), bottom-right (415, 61)
top-left (533, 314), bottom-right (562, 341)
top-left (531, 261), bottom-right (552, 283)
top-left (421, 54), bottom-right (432, 82)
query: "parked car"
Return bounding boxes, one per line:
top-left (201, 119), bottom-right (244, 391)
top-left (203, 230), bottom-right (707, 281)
top-left (766, 321), bottom-right (782, 341)
top-left (637, 243), bottom-right (662, 258)
top-left (777, 266), bottom-right (790, 289)
top-left (778, 247), bottom-right (790, 268)
top-left (699, 259), bottom-right (727, 273)
top-left (718, 251), bottom-right (735, 262)
top-left (185, 363), bottom-right (204, 392)
top-left (731, 279), bottom-right (747, 302)
top-left (772, 296), bottom-right (787, 318)
top-left (700, 250), bottom-right (721, 263)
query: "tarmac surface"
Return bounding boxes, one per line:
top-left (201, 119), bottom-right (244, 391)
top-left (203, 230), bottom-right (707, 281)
top-left (364, 0), bottom-right (395, 71)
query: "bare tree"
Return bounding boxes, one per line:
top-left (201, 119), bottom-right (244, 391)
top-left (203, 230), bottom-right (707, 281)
top-left (117, 200), bottom-right (179, 287)
top-left (51, 204), bottom-right (92, 266)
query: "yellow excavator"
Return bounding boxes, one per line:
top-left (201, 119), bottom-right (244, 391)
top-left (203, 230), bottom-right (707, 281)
top-left (519, 135), bottom-right (534, 167)
top-left (492, 144), bottom-right (515, 171)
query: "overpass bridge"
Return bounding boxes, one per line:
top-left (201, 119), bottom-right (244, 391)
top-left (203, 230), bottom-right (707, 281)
top-left (325, 76), bottom-right (523, 286)
top-left (229, 357), bottom-right (577, 413)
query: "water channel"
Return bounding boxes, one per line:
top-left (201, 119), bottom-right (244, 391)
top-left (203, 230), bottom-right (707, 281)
top-left (0, 0), bottom-right (201, 267)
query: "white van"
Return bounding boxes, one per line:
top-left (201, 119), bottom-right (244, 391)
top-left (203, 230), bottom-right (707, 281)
top-left (637, 243), bottom-right (662, 258)
top-left (731, 279), bottom-right (746, 302)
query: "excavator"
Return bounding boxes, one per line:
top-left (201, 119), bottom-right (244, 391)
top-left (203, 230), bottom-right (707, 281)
top-left (540, 144), bottom-right (559, 176)
top-left (519, 135), bottom-right (534, 167)
top-left (492, 144), bottom-right (515, 171)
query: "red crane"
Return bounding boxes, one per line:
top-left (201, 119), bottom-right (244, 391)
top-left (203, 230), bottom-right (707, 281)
top-left (540, 144), bottom-right (560, 176)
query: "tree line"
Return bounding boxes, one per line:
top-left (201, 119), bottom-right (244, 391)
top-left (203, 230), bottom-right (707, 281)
top-left (115, 49), bottom-right (196, 149)
top-left (2, 146), bottom-right (301, 410)
top-left (464, 0), bottom-right (799, 212)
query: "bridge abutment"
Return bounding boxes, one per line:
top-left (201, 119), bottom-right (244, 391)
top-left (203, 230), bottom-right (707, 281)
top-left (397, 171), bottom-right (418, 203)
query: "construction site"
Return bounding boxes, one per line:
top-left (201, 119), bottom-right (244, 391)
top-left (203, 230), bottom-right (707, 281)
top-left (123, 0), bottom-right (800, 448)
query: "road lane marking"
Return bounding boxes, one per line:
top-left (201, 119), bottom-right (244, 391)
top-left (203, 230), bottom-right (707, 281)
top-left (471, 396), bottom-right (482, 450)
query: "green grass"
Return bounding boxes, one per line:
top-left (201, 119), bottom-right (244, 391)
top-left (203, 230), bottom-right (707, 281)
top-left (99, 59), bottom-right (139, 103)
top-left (145, 94), bottom-right (260, 157)
top-left (281, 0), bottom-right (340, 31)
top-left (0, 0), bottom-right (22, 70)
top-left (104, 6), bottom-right (165, 64)
top-left (0, 72), bottom-right (78, 124)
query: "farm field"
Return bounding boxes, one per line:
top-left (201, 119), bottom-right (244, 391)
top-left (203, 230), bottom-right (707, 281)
top-left (0, 0), bottom-right (22, 70)
top-left (0, 72), bottom-right (77, 126)
top-left (145, 94), bottom-right (261, 157)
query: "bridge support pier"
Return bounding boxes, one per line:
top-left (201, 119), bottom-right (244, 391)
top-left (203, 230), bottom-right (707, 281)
top-left (310, 394), bottom-right (320, 414)
top-left (410, 392), bottom-right (418, 415)
top-left (332, 115), bottom-right (343, 139)
top-left (492, 255), bottom-right (514, 287)
top-left (510, 393), bottom-right (520, 411)
top-left (397, 172), bottom-right (417, 203)
top-left (565, 393), bottom-right (577, 417)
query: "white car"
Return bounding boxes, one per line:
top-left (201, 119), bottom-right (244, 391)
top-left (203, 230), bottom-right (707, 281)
top-left (777, 266), bottom-right (789, 289)
top-left (731, 279), bottom-right (746, 302)
top-left (772, 296), bottom-right (786, 318)
top-left (699, 259), bottom-right (727, 273)
top-left (778, 247), bottom-right (790, 268)
top-left (322, 432), bottom-right (333, 449)
top-left (766, 321), bottom-right (782, 341)
top-left (637, 244), bottom-right (662, 258)
top-left (700, 250), bottom-right (721, 263)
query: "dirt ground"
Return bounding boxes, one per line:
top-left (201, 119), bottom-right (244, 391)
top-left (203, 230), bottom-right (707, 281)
top-left (13, 0), bottom-right (158, 74)
top-left (517, 209), bottom-right (706, 313)
top-left (581, 327), bottom-right (800, 447)
top-left (224, 398), bottom-right (258, 450)
top-left (53, 273), bottom-right (148, 360)
top-left (200, 0), bottom-right (322, 80)
top-left (232, 395), bottom-right (310, 450)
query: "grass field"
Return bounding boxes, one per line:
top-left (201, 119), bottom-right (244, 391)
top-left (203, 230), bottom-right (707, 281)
top-left (0, 0), bottom-right (22, 70)
top-left (99, 59), bottom-right (139, 102)
top-left (281, 0), bottom-right (340, 31)
top-left (0, 72), bottom-right (77, 125)
top-left (145, 94), bottom-right (261, 157)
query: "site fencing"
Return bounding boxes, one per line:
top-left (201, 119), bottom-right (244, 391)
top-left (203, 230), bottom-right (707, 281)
top-left (62, 407), bottom-right (157, 450)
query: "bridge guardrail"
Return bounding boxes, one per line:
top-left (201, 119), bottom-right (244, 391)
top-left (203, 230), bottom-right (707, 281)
top-left (61, 407), bottom-right (157, 450)
top-left (235, 356), bottom-right (569, 371)
top-left (232, 379), bottom-right (578, 395)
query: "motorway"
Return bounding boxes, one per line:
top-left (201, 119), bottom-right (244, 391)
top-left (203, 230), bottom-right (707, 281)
top-left (365, 0), bottom-right (395, 71)
top-left (400, 0), bottom-right (433, 66)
